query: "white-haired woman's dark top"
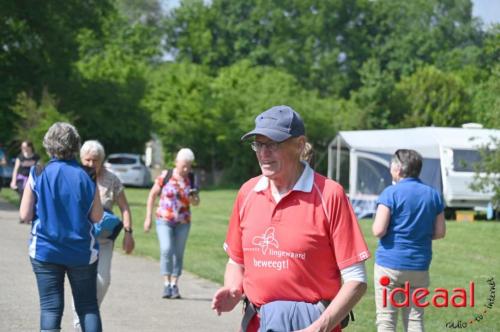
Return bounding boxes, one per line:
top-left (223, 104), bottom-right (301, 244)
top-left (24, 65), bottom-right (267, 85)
top-left (28, 159), bottom-right (99, 266)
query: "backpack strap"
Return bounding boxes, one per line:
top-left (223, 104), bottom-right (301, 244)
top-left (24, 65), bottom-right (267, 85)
top-left (160, 170), bottom-right (199, 191)
top-left (188, 171), bottom-right (199, 191)
top-left (160, 169), bottom-right (174, 190)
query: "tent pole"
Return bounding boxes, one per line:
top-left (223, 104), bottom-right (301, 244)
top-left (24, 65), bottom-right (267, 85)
top-left (336, 138), bottom-right (341, 181)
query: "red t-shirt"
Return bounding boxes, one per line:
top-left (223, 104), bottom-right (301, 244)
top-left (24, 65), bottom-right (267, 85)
top-left (224, 170), bottom-right (370, 331)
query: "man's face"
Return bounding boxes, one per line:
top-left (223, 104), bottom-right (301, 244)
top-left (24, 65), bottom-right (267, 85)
top-left (253, 135), bottom-right (303, 180)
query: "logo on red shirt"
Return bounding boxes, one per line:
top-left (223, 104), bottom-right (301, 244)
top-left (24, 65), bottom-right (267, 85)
top-left (251, 227), bottom-right (279, 254)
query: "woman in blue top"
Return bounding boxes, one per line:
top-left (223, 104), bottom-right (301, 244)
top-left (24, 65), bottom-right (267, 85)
top-left (20, 122), bottom-right (104, 332)
top-left (372, 149), bottom-right (446, 332)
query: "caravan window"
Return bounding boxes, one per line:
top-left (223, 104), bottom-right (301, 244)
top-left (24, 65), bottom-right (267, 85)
top-left (357, 157), bottom-right (392, 194)
top-left (453, 149), bottom-right (482, 172)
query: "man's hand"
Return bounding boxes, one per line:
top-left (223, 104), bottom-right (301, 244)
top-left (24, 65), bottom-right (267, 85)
top-left (211, 287), bottom-right (242, 316)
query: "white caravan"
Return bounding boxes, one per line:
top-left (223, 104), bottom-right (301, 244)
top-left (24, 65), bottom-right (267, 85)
top-left (327, 126), bottom-right (499, 218)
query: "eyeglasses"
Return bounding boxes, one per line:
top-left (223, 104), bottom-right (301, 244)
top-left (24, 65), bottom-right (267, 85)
top-left (250, 141), bottom-right (281, 152)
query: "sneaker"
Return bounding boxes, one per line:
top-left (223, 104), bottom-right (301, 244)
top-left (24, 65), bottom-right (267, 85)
top-left (162, 285), bottom-right (172, 298)
top-left (171, 285), bottom-right (181, 299)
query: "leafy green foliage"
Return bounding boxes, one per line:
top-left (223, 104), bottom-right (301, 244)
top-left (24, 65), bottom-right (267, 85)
top-left (142, 60), bottom-right (340, 183)
top-left (166, 0), bottom-right (484, 98)
top-left (392, 66), bottom-right (472, 127)
top-left (470, 65), bottom-right (500, 129)
top-left (0, 0), bottom-right (113, 132)
top-left (471, 137), bottom-right (500, 207)
top-left (70, 9), bottom-right (162, 153)
top-left (10, 90), bottom-right (72, 161)
top-left (166, 0), bottom-right (376, 96)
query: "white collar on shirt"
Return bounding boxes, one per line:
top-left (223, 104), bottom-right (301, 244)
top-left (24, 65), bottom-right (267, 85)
top-left (253, 161), bottom-right (314, 194)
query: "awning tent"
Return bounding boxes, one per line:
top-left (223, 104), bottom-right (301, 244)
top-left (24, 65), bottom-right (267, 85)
top-left (328, 127), bottom-right (499, 217)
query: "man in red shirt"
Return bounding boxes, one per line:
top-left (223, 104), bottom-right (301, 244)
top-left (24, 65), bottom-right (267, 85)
top-left (212, 105), bottom-right (370, 331)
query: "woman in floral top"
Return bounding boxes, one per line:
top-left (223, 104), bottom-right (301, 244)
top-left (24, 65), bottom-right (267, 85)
top-left (144, 148), bottom-right (200, 299)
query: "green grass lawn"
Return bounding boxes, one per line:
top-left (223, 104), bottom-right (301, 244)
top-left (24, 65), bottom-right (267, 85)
top-left (1, 187), bottom-right (19, 206)
top-left (2, 187), bottom-right (498, 331)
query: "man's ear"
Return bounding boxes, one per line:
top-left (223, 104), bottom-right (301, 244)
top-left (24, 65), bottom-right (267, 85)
top-left (296, 136), bottom-right (306, 153)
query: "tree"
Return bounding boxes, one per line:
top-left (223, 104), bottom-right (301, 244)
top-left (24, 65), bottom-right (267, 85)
top-left (470, 65), bottom-right (500, 129)
top-left (0, 1), bottom-right (159, 153)
top-left (391, 66), bottom-right (472, 127)
top-left (141, 62), bottom-right (215, 169)
top-left (165, 0), bottom-right (484, 99)
top-left (165, 0), bottom-right (375, 96)
top-left (143, 60), bottom-right (340, 183)
top-left (115, 0), bottom-right (163, 26)
top-left (346, 58), bottom-right (398, 129)
top-left (0, 1), bottom-right (113, 142)
top-left (471, 137), bottom-right (500, 208)
top-left (69, 9), bottom-right (163, 153)
top-left (366, 0), bottom-right (482, 78)
top-left (11, 90), bottom-right (72, 161)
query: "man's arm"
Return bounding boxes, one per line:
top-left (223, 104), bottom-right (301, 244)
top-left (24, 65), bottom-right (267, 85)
top-left (211, 259), bottom-right (244, 315)
top-left (302, 280), bottom-right (367, 332)
top-left (372, 204), bottom-right (391, 238)
top-left (432, 212), bottom-right (446, 239)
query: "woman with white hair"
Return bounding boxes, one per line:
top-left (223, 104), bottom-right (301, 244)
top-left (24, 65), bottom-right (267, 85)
top-left (20, 122), bottom-right (103, 331)
top-left (144, 148), bottom-right (200, 299)
top-left (72, 140), bottom-right (135, 330)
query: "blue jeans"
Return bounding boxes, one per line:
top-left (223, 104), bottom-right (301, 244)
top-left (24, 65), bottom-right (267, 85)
top-left (156, 221), bottom-right (191, 277)
top-left (31, 258), bottom-right (102, 332)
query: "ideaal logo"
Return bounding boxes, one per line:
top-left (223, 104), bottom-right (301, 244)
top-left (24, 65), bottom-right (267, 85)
top-left (379, 276), bottom-right (496, 329)
top-left (379, 276), bottom-right (475, 308)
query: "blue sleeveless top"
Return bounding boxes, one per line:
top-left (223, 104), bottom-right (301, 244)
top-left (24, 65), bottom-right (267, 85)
top-left (29, 159), bottom-right (99, 266)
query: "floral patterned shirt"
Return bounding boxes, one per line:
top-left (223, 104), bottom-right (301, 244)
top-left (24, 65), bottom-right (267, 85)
top-left (155, 170), bottom-right (192, 224)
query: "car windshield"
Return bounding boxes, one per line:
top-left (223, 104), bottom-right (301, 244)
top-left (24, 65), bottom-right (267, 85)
top-left (107, 157), bottom-right (137, 165)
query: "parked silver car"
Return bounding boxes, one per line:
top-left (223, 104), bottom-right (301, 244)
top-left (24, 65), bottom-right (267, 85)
top-left (104, 153), bottom-right (151, 187)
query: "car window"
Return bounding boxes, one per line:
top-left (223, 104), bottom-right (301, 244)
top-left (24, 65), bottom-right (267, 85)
top-left (107, 157), bottom-right (137, 165)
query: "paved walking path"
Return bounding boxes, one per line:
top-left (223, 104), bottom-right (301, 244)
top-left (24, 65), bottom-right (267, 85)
top-left (0, 197), bottom-right (241, 331)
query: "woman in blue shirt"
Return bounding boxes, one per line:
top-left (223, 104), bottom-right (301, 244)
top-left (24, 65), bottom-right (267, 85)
top-left (372, 149), bottom-right (446, 332)
top-left (20, 122), bottom-right (104, 332)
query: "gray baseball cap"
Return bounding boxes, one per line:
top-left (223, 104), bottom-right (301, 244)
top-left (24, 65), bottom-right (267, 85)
top-left (241, 105), bottom-right (305, 142)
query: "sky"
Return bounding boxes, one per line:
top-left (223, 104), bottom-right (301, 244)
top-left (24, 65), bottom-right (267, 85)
top-left (472, 0), bottom-right (500, 26)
